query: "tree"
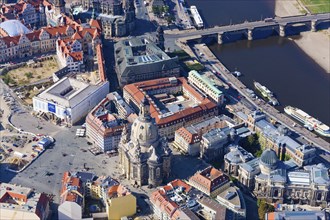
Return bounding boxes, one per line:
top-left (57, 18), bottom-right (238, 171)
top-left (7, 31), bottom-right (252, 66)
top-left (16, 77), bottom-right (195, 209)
top-left (247, 134), bottom-right (256, 146)
top-left (152, 6), bottom-right (161, 16)
top-left (255, 149), bottom-right (263, 157)
top-left (284, 154), bottom-right (291, 161)
top-left (258, 199), bottom-right (275, 220)
top-left (24, 72), bottom-right (33, 79)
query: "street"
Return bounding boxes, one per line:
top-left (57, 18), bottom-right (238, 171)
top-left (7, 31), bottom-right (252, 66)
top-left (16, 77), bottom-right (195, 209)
top-left (192, 43), bottom-right (330, 152)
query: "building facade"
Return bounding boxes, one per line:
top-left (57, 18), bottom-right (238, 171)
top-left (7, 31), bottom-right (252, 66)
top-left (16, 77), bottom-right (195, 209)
top-left (224, 148), bottom-right (330, 206)
top-left (173, 127), bottom-right (201, 156)
top-left (0, 0), bottom-right (48, 27)
top-left (150, 179), bottom-right (200, 220)
top-left (0, 20), bottom-right (101, 63)
top-left (123, 77), bottom-right (218, 139)
top-left (86, 93), bottom-right (132, 152)
top-left (58, 172), bottom-right (84, 220)
top-left (188, 70), bottom-right (224, 105)
top-left (246, 111), bottom-right (316, 167)
top-left (118, 97), bottom-right (172, 187)
top-left (200, 128), bottom-right (229, 162)
top-left (224, 145), bottom-right (254, 177)
top-left (33, 77), bottom-right (109, 126)
top-left (189, 166), bottom-right (230, 198)
top-left (56, 39), bottom-right (84, 72)
top-left (0, 183), bottom-right (50, 220)
top-left (81, 0), bottom-right (136, 38)
top-left (173, 115), bottom-right (238, 156)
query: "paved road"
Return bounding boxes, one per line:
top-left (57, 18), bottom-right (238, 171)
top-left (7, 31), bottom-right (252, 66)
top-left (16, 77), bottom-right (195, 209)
top-left (194, 44), bottom-right (330, 152)
top-left (165, 13), bottom-right (330, 38)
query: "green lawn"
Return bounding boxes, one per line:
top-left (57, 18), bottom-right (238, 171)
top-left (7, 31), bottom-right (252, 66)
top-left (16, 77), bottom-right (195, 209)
top-left (301, 0), bottom-right (330, 13)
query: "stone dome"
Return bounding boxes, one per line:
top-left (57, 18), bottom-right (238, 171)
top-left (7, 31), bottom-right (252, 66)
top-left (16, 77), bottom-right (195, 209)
top-left (0, 20), bottom-right (31, 37)
top-left (226, 150), bottom-right (242, 164)
top-left (260, 149), bottom-right (278, 168)
top-left (130, 97), bottom-right (159, 147)
top-left (131, 117), bottom-right (159, 146)
top-left (259, 149), bottom-right (278, 175)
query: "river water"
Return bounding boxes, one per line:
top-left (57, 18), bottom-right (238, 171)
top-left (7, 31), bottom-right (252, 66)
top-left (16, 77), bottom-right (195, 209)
top-left (186, 0), bottom-right (275, 27)
top-left (186, 0), bottom-right (330, 126)
top-left (209, 37), bottom-right (330, 125)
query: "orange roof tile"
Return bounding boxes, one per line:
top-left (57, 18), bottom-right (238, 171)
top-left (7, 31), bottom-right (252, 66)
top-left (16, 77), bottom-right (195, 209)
top-left (123, 77), bottom-right (217, 127)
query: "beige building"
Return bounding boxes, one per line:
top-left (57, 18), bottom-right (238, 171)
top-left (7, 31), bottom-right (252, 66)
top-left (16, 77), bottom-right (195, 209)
top-left (189, 166), bottom-right (230, 198)
top-left (173, 115), bottom-right (237, 156)
top-left (0, 17), bottom-right (101, 63)
top-left (0, 183), bottom-right (50, 220)
top-left (106, 184), bottom-right (136, 220)
top-left (85, 93), bottom-right (129, 152)
top-left (188, 70), bottom-right (224, 105)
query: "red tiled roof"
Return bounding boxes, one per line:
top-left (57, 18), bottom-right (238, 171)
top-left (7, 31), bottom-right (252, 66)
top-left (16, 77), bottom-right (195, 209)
top-left (175, 127), bottom-right (200, 144)
top-left (60, 171), bottom-right (83, 205)
top-left (150, 179), bottom-right (192, 219)
top-left (90, 19), bottom-right (102, 32)
top-left (123, 77), bottom-right (217, 126)
top-left (96, 44), bottom-right (106, 82)
top-left (189, 166), bottom-right (228, 193)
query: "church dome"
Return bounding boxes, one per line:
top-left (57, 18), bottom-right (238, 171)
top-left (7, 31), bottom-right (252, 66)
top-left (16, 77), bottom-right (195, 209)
top-left (131, 117), bottom-right (159, 146)
top-left (260, 149), bottom-right (278, 168)
top-left (130, 97), bottom-right (159, 147)
top-left (0, 20), bottom-right (31, 37)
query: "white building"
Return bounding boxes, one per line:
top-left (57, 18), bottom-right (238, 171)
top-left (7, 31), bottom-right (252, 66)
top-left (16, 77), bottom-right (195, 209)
top-left (56, 39), bottom-right (84, 72)
top-left (33, 77), bottom-right (109, 125)
top-left (216, 186), bottom-right (246, 219)
top-left (188, 70), bottom-right (224, 105)
top-left (173, 127), bottom-right (201, 156)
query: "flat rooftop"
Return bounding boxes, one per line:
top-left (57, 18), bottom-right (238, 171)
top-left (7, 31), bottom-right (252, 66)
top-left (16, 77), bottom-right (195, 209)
top-left (115, 37), bottom-right (171, 67)
top-left (216, 186), bottom-right (244, 210)
top-left (36, 77), bottom-right (104, 108)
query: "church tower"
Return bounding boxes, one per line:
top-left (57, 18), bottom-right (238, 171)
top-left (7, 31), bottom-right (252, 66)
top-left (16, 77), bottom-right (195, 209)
top-left (156, 26), bottom-right (165, 51)
top-left (54, 0), bottom-right (66, 15)
top-left (124, 0), bottom-right (136, 34)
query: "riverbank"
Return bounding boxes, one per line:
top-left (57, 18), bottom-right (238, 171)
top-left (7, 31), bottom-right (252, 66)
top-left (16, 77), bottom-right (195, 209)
top-left (293, 30), bottom-right (330, 73)
top-left (275, 0), bottom-right (305, 17)
top-left (275, 0), bottom-right (330, 73)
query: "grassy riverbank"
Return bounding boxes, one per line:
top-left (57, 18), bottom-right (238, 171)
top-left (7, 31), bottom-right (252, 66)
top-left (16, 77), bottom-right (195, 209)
top-left (301, 0), bottom-right (330, 13)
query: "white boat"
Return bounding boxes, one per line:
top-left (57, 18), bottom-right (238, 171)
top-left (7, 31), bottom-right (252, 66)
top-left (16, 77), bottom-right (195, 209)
top-left (190, 6), bottom-right (203, 29)
top-left (284, 106), bottom-right (330, 137)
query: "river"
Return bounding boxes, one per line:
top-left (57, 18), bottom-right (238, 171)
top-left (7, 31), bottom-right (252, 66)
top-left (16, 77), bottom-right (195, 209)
top-left (185, 0), bottom-right (330, 126)
top-left (186, 0), bottom-right (275, 27)
top-left (209, 37), bottom-right (330, 125)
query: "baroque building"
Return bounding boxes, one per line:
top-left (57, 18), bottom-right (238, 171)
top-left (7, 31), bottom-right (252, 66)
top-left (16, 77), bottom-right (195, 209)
top-left (118, 97), bottom-right (172, 187)
top-left (224, 148), bottom-right (330, 206)
top-left (0, 0), bottom-right (48, 28)
top-left (81, 0), bottom-right (136, 37)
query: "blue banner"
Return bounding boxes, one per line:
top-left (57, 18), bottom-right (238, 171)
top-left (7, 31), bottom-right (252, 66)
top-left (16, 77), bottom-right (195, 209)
top-left (48, 103), bottom-right (56, 113)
